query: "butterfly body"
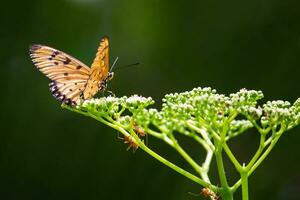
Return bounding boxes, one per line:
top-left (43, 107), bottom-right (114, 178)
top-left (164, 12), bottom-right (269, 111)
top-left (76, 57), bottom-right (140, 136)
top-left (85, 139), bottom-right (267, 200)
top-left (30, 36), bottom-right (112, 106)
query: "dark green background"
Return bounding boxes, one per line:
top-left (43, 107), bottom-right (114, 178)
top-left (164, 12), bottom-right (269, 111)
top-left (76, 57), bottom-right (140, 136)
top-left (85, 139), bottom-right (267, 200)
top-left (1, 0), bottom-right (300, 199)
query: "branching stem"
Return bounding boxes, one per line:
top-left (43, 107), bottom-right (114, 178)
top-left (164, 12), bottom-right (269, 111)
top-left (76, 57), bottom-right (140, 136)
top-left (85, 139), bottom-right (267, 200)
top-left (62, 88), bottom-right (299, 200)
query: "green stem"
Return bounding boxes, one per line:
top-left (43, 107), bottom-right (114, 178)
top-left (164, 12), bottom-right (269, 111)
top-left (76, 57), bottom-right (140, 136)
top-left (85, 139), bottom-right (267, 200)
top-left (248, 134), bottom-right (282, 176)
top-left (191, 133), bottom-right (211, 151)
top-left (264, 136), bottom-right (273, 146)
top-left (145, 127), bottom-right (205, 179)
top-left (129, 129), bottom-right (218, 190)
top-left (246, 116), bottom-right (264, 133)
top-left (241, 169), bottom-right (249, 200)
top-left (186, 121), bottom-right (216, 150)
top-left (146, 128), bottom-right (174, 146)
top-left (201, 150), bottom-right (213, 183)
top-left (188, 133), bottom-right (213, 183)
top-left (63, 106), bottom-right (215, 189)
top-left (215, 143), bottom-right (228, 187)
top-left (214, 141), bottom-right (233, 199)
top-left (223, 143), bottom-right (242, 171)
top-left (63, 106), bottom-right (131, 136)
top-left (232, 124), bottom-right (286, 192)
top-left (246, 134), bottom-right (265, 170)
top-left (215, 123), bottom-right (229, 188)
top-left (145, 128), bottom-right (163, 139)
top-left (138, 140), bottom-right (209, 187)
top-left (168, 134), bottom-right (204, 178)
top-left (215, 119), bottom-right (235, 200)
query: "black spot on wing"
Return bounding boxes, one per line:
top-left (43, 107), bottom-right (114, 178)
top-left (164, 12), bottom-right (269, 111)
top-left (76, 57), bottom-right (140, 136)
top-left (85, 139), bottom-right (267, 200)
top-left (48, 81), bottom-right (76, 106)
top-left (51, 52), bottom-right (58, 58)
top-left (63, 57), bottom-right (71, 64)
top-left (52, 51), bottom-right (60, 57)
top-left (63, 99), bottom-right (76, 106)
top-left (80, 91), bottom-right (84, 98)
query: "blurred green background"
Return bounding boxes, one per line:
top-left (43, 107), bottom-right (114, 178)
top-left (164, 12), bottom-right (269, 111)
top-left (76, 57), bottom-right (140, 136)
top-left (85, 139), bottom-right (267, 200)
top-left (1, 0), bottom-right (300, 199)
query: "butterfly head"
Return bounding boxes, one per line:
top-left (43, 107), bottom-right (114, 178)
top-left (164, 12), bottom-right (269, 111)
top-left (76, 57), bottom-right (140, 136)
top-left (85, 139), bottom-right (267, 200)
top-left (107, 72), bottom-right (114, 80)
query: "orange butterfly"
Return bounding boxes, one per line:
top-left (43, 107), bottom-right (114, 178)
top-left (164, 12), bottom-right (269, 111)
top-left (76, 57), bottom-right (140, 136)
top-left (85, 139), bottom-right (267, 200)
top-left (29, 36), bottom-right (114, 106)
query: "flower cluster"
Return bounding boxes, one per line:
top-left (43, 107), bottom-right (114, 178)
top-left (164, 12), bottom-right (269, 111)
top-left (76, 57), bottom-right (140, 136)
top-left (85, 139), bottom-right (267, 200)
top-left (74, 88), bottom-right (299, 138)
top-left (77, 95), bottom-right (154, 117)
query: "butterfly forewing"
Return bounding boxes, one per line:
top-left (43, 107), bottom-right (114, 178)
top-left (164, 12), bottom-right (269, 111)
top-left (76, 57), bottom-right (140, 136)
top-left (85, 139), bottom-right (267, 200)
top-left (83, 36), bottom-right (109, 99)
top-left (29, 44), bottom-right (91, 105)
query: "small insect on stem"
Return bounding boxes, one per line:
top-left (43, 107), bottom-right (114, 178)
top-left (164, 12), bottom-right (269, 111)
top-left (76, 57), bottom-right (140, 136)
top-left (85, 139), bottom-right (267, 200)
top-left (118, 135), bottom-right (139, 152)
top-left (189, 188), bottom-right (220, 200)
top-left (133, 123), bottom-right (148, 147)
top-left (201, 188), bottom-right (220, 200)
top-left (133, 124), bottom-right (146, 138)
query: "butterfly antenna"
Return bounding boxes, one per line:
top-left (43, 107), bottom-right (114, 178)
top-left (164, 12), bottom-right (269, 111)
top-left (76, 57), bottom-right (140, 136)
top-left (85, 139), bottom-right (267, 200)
top-left (110, 57), bottom-right (119, 72)
top-left (114, 62), bottom-right (140, 71)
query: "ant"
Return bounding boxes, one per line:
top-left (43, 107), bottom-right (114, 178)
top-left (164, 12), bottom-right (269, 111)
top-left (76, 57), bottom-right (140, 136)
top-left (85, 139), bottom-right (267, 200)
top-left (118, 135), bottom-right (139, 152)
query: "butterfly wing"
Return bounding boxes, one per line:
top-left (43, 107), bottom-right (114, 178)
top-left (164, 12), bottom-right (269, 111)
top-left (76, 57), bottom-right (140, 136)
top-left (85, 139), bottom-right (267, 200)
top-left (83, 36), bottom-right (109, 99)
top-left (29, 44), bottom-right (91, 105)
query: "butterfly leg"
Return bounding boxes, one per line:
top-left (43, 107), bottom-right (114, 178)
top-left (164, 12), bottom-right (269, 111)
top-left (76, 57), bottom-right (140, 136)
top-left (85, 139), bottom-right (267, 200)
top-left (106, 90), bottom-right (115, 97)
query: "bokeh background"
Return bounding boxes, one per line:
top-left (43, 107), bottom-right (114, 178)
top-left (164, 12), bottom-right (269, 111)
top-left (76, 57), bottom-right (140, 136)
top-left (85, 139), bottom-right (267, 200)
top-left (1, 0), bottom-right (300, 199)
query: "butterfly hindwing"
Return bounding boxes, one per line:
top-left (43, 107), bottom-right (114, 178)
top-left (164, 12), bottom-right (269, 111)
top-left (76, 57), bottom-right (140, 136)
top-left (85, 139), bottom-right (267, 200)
top-left (49, 81), bottom-right (86, 105)
top-left (29, 44), bottom-right (91, 105)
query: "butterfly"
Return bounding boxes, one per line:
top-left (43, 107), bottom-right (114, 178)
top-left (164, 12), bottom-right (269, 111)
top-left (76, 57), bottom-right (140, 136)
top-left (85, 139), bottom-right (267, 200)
top-left (29, 36), bottom-right (113, 106)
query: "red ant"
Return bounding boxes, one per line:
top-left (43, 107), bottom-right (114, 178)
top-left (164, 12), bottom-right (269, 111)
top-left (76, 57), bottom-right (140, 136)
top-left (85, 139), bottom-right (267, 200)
top-left (189, 188), bottom-right (220, 200)
top-left (201, 188), bottom-right (220, 200)
top-left (133, 124), bottom-right (146, 138)
top-left (118, 135), bottom-right (139, 152)
top-left (118, 123), bottom-right (146, 152)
